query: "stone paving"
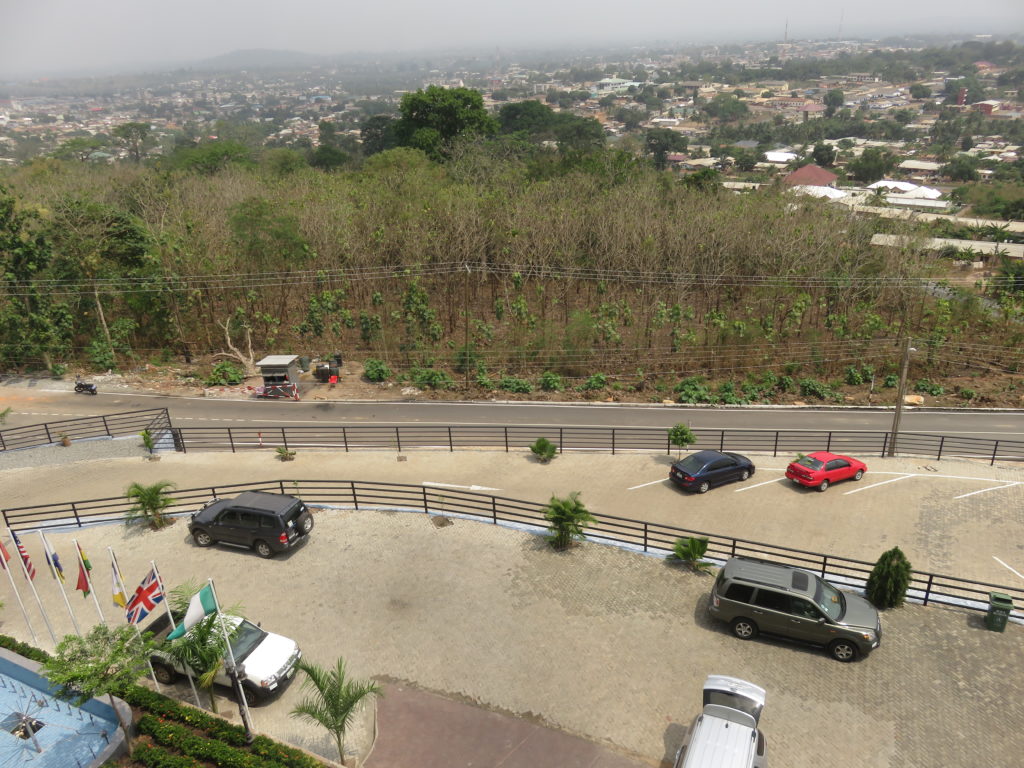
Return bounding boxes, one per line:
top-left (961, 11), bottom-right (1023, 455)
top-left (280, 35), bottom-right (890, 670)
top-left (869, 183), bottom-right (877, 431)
top-left (0, 449), bottom-right (1022, 767)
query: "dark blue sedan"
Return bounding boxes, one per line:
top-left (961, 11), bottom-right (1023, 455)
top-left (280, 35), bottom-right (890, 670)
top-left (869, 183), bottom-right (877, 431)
top-left (669, 450), bottom-right (755, 494)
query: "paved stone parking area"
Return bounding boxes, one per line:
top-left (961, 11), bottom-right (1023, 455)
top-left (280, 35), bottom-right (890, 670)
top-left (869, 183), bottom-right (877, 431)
top-left (1, 448), bottom-right (1023, 766)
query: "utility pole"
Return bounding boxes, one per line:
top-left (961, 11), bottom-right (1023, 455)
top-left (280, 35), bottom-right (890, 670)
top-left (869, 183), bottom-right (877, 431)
top-left (463, 263), bottom-right (471, 391)
top-left (888, 337), bottom-right (913, 457)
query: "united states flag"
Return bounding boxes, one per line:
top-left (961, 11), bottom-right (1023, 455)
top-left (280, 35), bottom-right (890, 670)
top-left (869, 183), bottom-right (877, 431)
top-left (11, 532), bottom-right (35, 580)
top-left (125, 568), bottom-right (164, 625)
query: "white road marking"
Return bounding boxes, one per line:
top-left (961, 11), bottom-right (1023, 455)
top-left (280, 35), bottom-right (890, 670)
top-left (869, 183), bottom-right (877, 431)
top-left (993, 556), bottom-right (1024, 581)
top-left (953, 482), bottom-right (1022, 500)
top-left (627, 478), bottom-right (667, 490)
top-left (735, 477), bottom-right (787, 492)
top-left (422, 481), bottom-right (502, 492)
top-left (843, 474), bottom-right (916, 494)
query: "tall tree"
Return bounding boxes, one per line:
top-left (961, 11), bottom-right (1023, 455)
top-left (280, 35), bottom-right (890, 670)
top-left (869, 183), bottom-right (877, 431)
top-left (393, 86), bottom-right (498, 160)
top-left (112, 122), bottom-right (152, 162)
top-left (846, 147), bottom-right (897, 183)
top-left (360, 115), bottom-right (397, 156)
top-left (823, 89), bottom-right (845, 118)
top-left (645, 127), bottom-right (689, 170)
top-left (290, 657), bottom-right (381, 766)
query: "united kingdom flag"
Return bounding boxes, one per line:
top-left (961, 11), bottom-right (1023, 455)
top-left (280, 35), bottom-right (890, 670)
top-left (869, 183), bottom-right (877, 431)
top-left (124, 568), bottom-right (164, 625)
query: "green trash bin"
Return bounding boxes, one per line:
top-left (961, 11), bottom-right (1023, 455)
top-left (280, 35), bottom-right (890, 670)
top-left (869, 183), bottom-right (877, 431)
top-left (985, 592), bottom-right (1013, 632)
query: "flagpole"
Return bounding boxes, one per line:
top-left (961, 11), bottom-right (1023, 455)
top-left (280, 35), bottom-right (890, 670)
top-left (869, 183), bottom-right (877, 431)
top-left (109, 547), bottom-right (162, 692)
top-left (150, 560), bottom-right (201, 707)
top-left (38, 531), bottom-right (81, 636)
top-left (72, 538), bottom-right (106, 625)
top-left (0, 538), bottom-right (37, 643)
top-left (208, 578), bottom-right (255, 744)
top-left (8, 528), bottom-right (57, 645)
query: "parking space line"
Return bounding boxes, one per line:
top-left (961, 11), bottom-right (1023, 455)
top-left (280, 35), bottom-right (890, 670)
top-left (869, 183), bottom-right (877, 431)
top-left (628, 478), bottom-right (667, 490)
top-left (954, 482), bottom-right (1021, 499)
top-left (843, 474), bottom-right (916, 495)
top-left (993, 556), bottom-right (1024, 581)
top-left (735, 477), bottom-right (787, 492)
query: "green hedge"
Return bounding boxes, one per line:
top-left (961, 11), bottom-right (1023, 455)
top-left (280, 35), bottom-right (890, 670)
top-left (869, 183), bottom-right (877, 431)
top-left (138, 714), bottom-right (290, 768)
top-left (133, 743), bottom-right (205, 768)
top-left (0, 634), bottom-right (52, 663)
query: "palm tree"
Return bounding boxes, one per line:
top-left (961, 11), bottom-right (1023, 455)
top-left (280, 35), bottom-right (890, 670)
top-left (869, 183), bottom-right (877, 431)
top-left (543, 491), bottom-right (596, 550)
top-left (290, 657), bottom-right (381, 766)
top-left (124, 480), bottom-right (176, 529)
top-left (164, 614), bottom-right (234, 713)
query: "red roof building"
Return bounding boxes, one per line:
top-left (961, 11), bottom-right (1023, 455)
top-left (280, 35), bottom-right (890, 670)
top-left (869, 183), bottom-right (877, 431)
top-left (782, 164), bottom-right (838, 188)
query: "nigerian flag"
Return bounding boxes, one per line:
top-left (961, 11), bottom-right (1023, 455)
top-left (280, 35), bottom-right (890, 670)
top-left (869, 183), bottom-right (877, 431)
top-left (167, 584), bottom-right (217, 640)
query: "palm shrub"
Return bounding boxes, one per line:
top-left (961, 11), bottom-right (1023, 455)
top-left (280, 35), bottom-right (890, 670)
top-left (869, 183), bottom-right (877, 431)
top-left (865, 546), bottom-right (913, 609)
top-left (163, 614), bottom-right (237, 714)
top-left (529, 437), bottom-right (557, 463)
top-left (290, 657), bottom-right (381, 766)
top-left (543, 492), bottom-right (596, 550)
top-left (125, 480), bottom-right (176, 529)
top-left (140, 428), bottom-right (155, 454)
top-left (276, 446), bottom-right (297, 461)
top-left (670, 537), bottom-right (712, 572)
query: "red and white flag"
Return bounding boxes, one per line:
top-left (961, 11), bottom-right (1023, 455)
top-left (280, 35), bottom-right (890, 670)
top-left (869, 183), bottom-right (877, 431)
top-left (11, 532), bottom-right (35, 580)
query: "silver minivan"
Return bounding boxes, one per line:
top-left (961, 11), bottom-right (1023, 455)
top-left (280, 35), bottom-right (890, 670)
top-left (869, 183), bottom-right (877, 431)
top-left (708, 557), bottom-right (882, 662)
top-left (674, 675), bottom-right (768, 768)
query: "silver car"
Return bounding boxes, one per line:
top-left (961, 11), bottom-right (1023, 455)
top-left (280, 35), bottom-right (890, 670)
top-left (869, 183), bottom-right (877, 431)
top-left (708, 557), bottom-right (882, 662)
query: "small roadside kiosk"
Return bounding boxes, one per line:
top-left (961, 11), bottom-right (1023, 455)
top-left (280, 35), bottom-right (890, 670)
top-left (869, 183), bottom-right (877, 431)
top-left (255, 355), bottom-right (302, 400)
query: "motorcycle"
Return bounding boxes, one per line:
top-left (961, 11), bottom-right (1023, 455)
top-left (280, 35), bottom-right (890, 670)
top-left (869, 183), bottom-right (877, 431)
top-left (74, 376), bottom-right (98, 395)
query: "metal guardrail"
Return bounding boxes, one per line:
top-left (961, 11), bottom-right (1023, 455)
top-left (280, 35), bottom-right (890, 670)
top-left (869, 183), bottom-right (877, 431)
top-left (0, 408), bottom-right (172, 452)
top-left (171, 424), bottom-right (1024, 465)
top-left (3, 478), bottom-right (1021, 621)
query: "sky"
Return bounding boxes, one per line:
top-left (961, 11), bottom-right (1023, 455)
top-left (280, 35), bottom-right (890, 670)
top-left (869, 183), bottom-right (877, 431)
top-left (0, 0), bottom-right (1021, 77)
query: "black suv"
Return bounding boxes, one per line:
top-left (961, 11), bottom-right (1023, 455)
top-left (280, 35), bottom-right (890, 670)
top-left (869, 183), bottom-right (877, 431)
top-left (188, 491), bottom-right (314, 558)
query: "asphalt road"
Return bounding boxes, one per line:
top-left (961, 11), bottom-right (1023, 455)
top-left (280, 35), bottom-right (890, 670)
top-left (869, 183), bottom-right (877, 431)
top-left (2, 382), bottom-right (1022, 441)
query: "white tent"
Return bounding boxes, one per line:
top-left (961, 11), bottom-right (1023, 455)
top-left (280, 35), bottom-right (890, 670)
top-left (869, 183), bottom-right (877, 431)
top-left (867, 180), bottom-right (943, 200)
top-left (764, 151), bottom-right (798, 163)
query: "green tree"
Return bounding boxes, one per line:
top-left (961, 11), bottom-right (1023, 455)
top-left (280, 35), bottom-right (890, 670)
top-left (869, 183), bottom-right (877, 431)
top-left (360, 115), bottom-right (398, 156)
top-left (865, 546), bottom-right (913, 609)
top-left (229, 196), bottom-right (310, 270)
top-left (263, 148), bottom-right (308, 175)
top-left (668, 423), bottom-right (696, 458)
top-left (310, 145), bottom-right (349, 171)
top-left (112, 122), bottom-right (152, 162)
top-left (645, 127), bottom-right (688, 170)
top-left (167, 139), bottom-right (254, 174)
top-left (53, 136), bottom-right (107, 162)
top-left (553, 115), bottom-right (605, 152)
top-left (846, 147), bottom-right (897, 183)
top-left (702, 93), bottom-right (749, 122)
top-left (823, 89), bottom-right (845, 118)
top-left (543, 492), bottom-right (596, 550)
top-left (812, 142), bottom-right (836, 167)
top-left (498, 100), bottom-right (556, 135)
top-left (125, 480), bottom-right (176, 529)
top-left (909, 83), bottom-right (932, 99)
top-left (394, 86), bottom-right (498, 160)
top-left (163, 613), bottom-right (236, 713)
top-left (290, 657), bottom-right (381, 766)
top-left (942, 155), bottom-right (980, 182)
top-left (44, 623), bottom-right (155, 746)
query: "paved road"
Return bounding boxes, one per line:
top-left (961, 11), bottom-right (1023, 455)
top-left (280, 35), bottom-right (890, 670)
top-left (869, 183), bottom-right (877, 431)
top-left (2, 381), bottom-right (1023, 441)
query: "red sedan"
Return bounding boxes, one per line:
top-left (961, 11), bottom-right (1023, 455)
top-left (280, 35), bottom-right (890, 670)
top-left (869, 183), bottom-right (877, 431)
top-left (785, 451), bottom-right (867, 492)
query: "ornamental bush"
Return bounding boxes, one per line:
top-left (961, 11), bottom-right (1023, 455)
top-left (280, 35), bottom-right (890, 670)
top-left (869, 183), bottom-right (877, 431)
top-left (865, 546), bottom-right (913, 609)
top-left (205, 361), bottom-right (244, 387)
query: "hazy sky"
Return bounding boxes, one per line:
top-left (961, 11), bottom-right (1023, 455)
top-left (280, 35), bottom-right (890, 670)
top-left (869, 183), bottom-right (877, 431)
top-left (1, 0), bottom-right (1021, 77)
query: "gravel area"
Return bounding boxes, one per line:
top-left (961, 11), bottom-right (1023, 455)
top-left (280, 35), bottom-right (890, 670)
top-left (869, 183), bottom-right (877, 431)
top-left (0, 435), bottom-right (149, 472)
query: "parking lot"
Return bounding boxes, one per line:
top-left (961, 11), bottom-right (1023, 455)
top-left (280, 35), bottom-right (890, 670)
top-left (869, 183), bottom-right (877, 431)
top-left (1, 445), bottom-right (1023, 767)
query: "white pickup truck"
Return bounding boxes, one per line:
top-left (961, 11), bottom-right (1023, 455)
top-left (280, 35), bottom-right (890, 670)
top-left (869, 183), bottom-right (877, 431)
top-left (674, 676), bottom-right (768, 768)
top-left (145, 612), bottom-right (301, 704)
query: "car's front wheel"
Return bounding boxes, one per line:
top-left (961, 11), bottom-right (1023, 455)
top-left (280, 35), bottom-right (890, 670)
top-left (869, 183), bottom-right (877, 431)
top-left (254, 540), bottom-right (274, 559)
top-left (854, 469), bottom-right (864, 481)
top-left (731, 617), bottom-right (758, 640)
top-left (829, 640), bottom-right (858, 662)
top-left (152, 663), bottom-right (178, 685)
top-left (697, 481), bottom-right (710, 494)
top-left (817, 479), bottom-right (830, 492)
top-left (193, 530), bottom-right (214, 547)
top-left (739, 469), bottom-right (750, 481)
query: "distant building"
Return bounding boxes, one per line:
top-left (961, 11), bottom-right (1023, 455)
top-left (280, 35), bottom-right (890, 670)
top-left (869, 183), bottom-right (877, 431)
top-left (783, 164), bottom-right (838, 187)
top-left (973, 100), bottom-right (1002, 115)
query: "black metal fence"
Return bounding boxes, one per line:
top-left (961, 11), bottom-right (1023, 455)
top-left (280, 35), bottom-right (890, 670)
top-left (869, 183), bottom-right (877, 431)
top-left (3, 478), bottom-right (1020, 621)
top-left (0, 409), bottom-right (172, 452)
top-left (172, 423), bottom-right (1024, 465)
